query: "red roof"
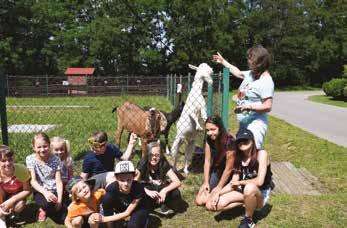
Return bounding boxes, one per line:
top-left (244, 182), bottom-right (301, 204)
top-left (64, 68), bottom-right (95, 75)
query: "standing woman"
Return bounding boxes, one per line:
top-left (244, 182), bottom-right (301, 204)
top-left (216, 128), bottom-right (273, 228)
top-left (213, 45), bottom-right (274, 149)
top-left (195, 115), bottom-right (236, 211)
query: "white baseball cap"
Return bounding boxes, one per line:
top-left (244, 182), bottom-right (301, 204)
top-left (114, 161), bottom-right (135, 174)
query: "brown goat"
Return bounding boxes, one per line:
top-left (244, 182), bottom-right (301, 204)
top-left (112, 102), bottom-right (163, 157)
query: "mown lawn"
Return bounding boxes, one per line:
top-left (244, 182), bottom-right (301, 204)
top-left (308, 95), bottom-right (347, 108)
top-left (3, 94), bottom-right (346, 227)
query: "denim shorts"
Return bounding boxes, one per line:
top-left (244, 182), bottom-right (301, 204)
top-left (260, 187), bottom-right (271, 206)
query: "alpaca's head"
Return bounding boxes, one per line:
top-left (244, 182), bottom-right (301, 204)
top-left (189, 63), bottom-right (213, 85)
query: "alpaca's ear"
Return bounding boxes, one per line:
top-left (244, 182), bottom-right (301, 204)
top-left (188, 64), bottom-right (198, 70)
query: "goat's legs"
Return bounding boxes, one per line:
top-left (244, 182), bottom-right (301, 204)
top-left (140, 138), bottom-right (147, 158)
top-left (183, 134), bottom-right (197, 174)
top-left (164, 131), bottom-right (171, 154)
top-left (189, 112), bottom-right (202, 131)
top-left (115, 127), bottom-right (124, 148)
top-left (171, 135), bottom-right (184, 171)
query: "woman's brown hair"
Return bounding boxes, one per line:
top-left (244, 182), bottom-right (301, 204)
top-left (247, 45), bottom-right (271, 79)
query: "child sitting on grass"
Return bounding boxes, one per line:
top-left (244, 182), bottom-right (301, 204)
top-left (65, 176), bottom-right (105, 228)
top-left (51, 137), bottom-right (74, 186)
top-left (80, 131), bottom-right (137, 180)
top-left (0, 145), bottom-right (31, 225)
top-left (26, 132), bottom-right (67, 224)
top-left (91, 161), bottom-right (155, 228)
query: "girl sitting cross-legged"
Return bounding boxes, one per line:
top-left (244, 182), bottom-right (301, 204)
top-left (216, 128), bottom-right (273, 228)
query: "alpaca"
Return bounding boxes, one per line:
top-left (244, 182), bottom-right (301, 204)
top-left (170, 63), bottom-right (213, 174)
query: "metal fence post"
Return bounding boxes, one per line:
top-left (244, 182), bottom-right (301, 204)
top-left (207, 74), bottom-right (214, 117)
top-left (126, 74), bottom-right (129, 92)
top-left (166, 74), bottom-right (169, 99)
top-left (0, 71), bottom-right (9, 145)
top-left (173, 74), bottom-right (176, 106)
top-left (187, 72), bottom-right (191, 92)
top-left (222, 68), bottom-right (230, 129)
top-left (6, 74), bottom-right (9, 96)
top-left (46, 74), bottom-right (49, 95)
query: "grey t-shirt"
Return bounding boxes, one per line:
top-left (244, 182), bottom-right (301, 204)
top-left (26, 154), bottom-right (61, 192)
top-left (236, 70), bottom-right (274, 125)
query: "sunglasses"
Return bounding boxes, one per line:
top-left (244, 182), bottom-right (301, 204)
top-left (88, 138), bottom-right (107, 147)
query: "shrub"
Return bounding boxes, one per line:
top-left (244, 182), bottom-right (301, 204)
top-left (343, 86), bottom-right (347, 98)
top-left (322, 78), bottom-right (347, 99)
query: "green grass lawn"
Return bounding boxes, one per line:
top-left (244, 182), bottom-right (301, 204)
top-left (3, 94), bottom-right (347, 227)
top-left (308, 95), bottom-right (347, 108)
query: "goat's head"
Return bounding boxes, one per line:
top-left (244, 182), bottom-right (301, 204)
top-left (189, 63), bottom-right (213, 85)
top-left (146, 108), bottom-right (162, 140)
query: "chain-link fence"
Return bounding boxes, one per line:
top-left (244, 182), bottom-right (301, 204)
top-left (0, 69), bottom-right (229, 172)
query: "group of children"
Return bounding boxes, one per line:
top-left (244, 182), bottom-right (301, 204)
top-left (0, 119), bottom-right (273, 228)
top-left (0, 130), bottom-right (186, 228)
top-left (0, 45), bottom-right (274, 228)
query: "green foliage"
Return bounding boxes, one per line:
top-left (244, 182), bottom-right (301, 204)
top-left (322, 78), bottom-right (347, 99)
top-left (0, 0), bottom-right (345, 86)
top-left (343, 86), bottom-right (347, 97)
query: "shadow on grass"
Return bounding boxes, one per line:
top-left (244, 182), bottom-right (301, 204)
top-left (214, 206), bottom-right (245, 222)
top-left (214, 204), bottom-right (272, 224)
top-left (253, 204), bottom-right (273, 223)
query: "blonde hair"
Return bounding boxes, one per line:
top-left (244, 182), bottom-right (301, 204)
top-left (70, 181), bottom-right (84, 202)
top-left (51, 136), bottom-right (72, 165)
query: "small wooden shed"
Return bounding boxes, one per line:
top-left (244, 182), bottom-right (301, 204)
top-left (64, 68), bottom-right (95, 94)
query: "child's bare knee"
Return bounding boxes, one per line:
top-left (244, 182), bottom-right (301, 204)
top-left (72, 216), bottom-right (84, 227)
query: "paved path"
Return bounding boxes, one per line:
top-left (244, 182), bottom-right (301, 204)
top-left (270, 91), bottom-right (347, 148)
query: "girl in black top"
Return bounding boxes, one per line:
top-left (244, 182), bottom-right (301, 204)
top-left (195, 116), bottom-right (236, 211)
top-left (135, 141), bottom-right (182, 215)
top-left (216, 128), bottom-right (273, 228)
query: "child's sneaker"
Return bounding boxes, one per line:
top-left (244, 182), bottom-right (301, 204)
top-left (238, 216), bottom-right (255, 228)
top-left (36, 208), bottom-right (47, 222)
top-left (158, 204), bottom-right (174, 216)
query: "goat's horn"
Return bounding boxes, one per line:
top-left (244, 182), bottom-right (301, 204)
top-left (188, 64), bottom-right (198, 70)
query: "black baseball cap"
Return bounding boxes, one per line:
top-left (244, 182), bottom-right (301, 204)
top-left (235, 128), bottom-right (254, 143)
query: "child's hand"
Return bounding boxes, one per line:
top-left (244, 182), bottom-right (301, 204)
top-left (0, 205), bottom-right (10, 216)
top-left (55, 202), bottom-right (62, 211)
top-left (144, 188), bottom-right (160, 201)
top-left (44, 191), bottom-right (58, 203)
top-left (158, 189), bottom-right (167, 204)
top-left (89, 213), bottom-right (103, 224)
top-left (0, 201), bottom-right (11, 213)
top-left (129, 133), bottom-right (138, 145)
